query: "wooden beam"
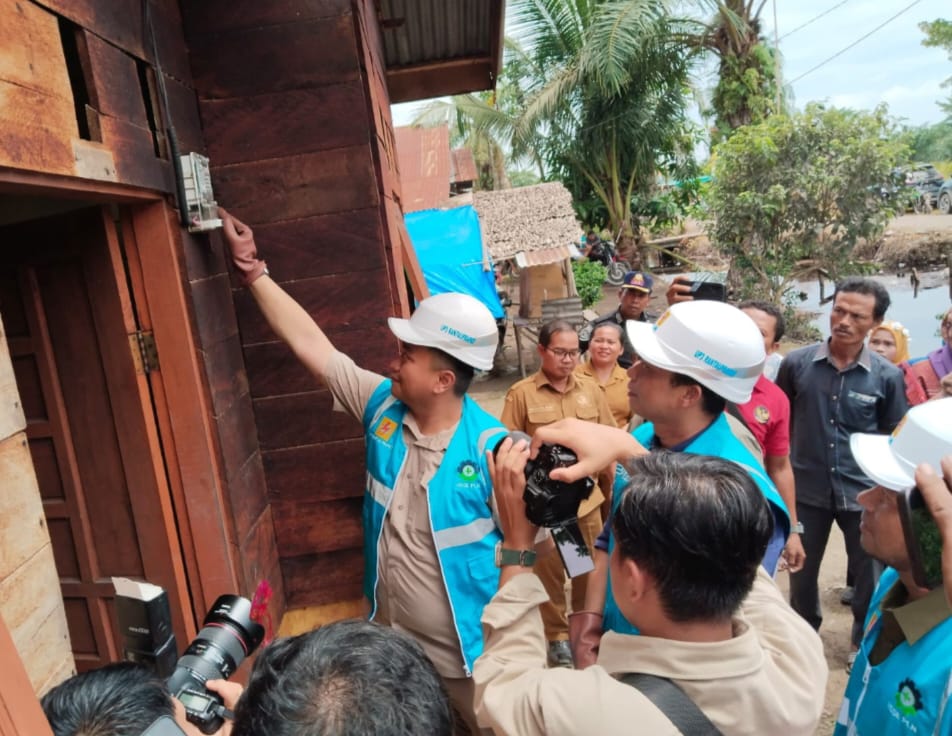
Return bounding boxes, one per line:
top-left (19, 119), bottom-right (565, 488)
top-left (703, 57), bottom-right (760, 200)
top-left (0, 166), bottom-right (161, 201)
top-left (386, 56), bottom-right (494, 104)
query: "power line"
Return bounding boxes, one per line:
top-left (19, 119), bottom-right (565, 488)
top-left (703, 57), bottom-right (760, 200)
top-left (778, 0), bottom-right (852, 42)
top-left (789, 0), bottom-right (926, 85)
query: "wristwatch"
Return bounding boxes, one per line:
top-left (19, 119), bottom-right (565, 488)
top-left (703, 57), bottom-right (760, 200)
top-left (495, 542), bottom-right (537, 568)
top-left (791, 522), bottom-right (805, 534)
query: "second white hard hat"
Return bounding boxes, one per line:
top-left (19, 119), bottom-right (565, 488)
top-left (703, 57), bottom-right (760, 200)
top-left (626, 301), bottom-right (766, 404)
top-left (850, 398), bottom-right (952, 491)
top-left (388, 292), bottom-right (498, 371)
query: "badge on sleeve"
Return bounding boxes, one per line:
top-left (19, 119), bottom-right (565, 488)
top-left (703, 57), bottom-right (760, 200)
top-left (754, 405), bottom-right (770, 424)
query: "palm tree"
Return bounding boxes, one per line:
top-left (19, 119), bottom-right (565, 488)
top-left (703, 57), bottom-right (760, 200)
top-left (510, 0), bottom-right (699, 264)
top-left (696, 0), bottom-right (780, 141)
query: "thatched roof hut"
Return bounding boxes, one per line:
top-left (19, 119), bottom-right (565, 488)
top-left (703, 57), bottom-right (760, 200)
top-left (473, 182), bottom-right (582, 265)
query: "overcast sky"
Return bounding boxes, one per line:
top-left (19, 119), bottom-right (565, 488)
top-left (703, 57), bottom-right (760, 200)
top-left (769, 0), bottom-right (948, 126)
top-left (393, 1), bottom-right (950, 129)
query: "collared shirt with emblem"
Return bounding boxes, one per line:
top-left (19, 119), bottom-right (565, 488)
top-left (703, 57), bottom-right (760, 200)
top-left (776, 340), bottom-right (908, 511)
top-left (737, 373), bottom-right (791, 458)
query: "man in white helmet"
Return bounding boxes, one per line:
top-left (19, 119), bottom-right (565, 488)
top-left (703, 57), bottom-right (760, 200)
top-left (221, 210), bottom-right (507, 735)
top-left (835, 398), bottom-right (952, 736)
top-left (564, 300), bottom-right (791, 667)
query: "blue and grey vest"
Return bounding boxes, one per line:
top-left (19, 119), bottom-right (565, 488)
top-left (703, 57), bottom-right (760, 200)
top-left (835, 568), bottom-right (952, 736)
top-left (361, 381), bottom-right (507, 675)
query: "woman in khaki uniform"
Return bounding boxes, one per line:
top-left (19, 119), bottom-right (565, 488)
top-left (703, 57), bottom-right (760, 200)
top-left (576, 322), bottom-right (632, 429)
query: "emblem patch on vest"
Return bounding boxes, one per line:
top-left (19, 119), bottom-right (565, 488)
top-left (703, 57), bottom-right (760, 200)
top-left (457, 460), bottom-right (479, 482)
top-left (894, 678), bottom-right (923, 717)
top-left (754, 405), bottom-right (770, 424)
top-left (374, 417), bottom-right (398, 441)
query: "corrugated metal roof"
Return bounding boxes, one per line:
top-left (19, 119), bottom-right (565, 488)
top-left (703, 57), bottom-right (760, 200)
top-left (380, 0), bottom-right (504, 102)
top-left (450, 148), bottom-right (477, 183)
top-left (514, 244), bottom-right (580, 268)
top-left (394, 125), bottom-right (451, 213)
top-left (382, 0), bottom-right (491, 65)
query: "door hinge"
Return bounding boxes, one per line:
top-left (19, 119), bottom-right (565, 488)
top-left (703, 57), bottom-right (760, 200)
top-left (129, 331), bottom-right (159, 374)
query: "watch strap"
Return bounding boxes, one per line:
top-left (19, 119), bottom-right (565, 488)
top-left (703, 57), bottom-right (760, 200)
top-left (496, 545), bottom-right (537, 567)
top-left (791, 522), bottom-right (805, 534)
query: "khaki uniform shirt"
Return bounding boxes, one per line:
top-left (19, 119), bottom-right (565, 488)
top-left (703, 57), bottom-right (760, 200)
top-left (325, 351), bottom-right (472, 677)
top-left (575, 362), bottom-right (632, 428)
top-left (474, 569), bottom-right (827, 736)
top-left (500, 371), bottom-right (614, 516)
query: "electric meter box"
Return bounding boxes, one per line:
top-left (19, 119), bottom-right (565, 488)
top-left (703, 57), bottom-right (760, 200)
top-left (180, 153), bottom-right (223, 232)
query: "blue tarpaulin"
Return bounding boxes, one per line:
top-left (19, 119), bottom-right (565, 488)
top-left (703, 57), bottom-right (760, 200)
top-left (405, 205), bottom-right (504, 319)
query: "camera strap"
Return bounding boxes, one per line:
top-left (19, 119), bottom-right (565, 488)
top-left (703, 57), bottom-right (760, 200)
top-left (618, 673), bottom-right (723, 735)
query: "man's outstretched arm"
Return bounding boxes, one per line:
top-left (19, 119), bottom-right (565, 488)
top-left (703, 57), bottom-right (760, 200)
top-left (221, 209), bottom-right (336, 381)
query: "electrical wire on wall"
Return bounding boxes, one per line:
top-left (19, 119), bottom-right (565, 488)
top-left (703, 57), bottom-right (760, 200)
top-left (142, 0), bottom-right (190, 228)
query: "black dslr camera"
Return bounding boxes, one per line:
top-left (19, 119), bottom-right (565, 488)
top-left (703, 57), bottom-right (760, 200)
top-left (114, 579), bottom-right (264, 734)
top-left (496, 431), bottom-right (595, 577)
top-left (167, 595), bottom-right (265, 733)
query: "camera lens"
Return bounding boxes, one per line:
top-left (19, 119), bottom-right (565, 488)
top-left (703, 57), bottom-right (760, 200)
top-left (167, 595), bottom-right (265, 694)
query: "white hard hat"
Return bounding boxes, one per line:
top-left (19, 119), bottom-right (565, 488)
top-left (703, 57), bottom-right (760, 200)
top-left (850, 398), bottom-right (952, 491)
top-left (388, 293), bottom-right (498, 371)
top-left (626, 301), bottom-right (765, 404)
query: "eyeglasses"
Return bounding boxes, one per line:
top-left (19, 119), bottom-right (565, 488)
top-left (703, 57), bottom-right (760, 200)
top-left (545, 347), bottom-right (580, 360)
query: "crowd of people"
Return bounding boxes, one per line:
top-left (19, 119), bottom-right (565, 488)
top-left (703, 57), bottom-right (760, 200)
top-left (41, 213), bottom-right (952, 736)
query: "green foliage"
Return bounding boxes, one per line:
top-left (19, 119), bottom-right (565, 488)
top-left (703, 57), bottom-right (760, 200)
top-left (921, 18), bottom-right (952, 117)
top-left (706, 103), bottom-right (908, 303)
top-left (511, 0), bottom-right (700, 257)
top-left (710, 41), bottom-right (779, 144)
top-left (572, 260), bottom-right (608, 309)
top-left (906, 121), bottom-right (952, 162)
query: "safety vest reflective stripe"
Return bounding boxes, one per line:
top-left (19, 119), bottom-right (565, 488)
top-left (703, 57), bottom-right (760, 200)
top-left (433, 517), bottom-right (496, 551)
top-left (367, 473), bottom-right (392, 507)
top-left (477, 427), bottom-right (504, 456)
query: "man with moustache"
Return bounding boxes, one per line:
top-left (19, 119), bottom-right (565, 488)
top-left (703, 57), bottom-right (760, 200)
top-left (221, 210), bottom-right (506, 734)
top-left (777, 277), bottom-right (908, 670)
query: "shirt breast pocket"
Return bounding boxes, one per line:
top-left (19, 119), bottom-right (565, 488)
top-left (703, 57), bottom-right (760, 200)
top-left (841, 389), bottom-right (878, 427)
top-left (527, 405), bottom-right (561, 427)
top-left (575, 403), bottom-right (599, 422)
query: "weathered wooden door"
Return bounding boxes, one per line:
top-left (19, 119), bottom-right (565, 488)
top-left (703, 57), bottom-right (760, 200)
top-left (0, 206), bottom-right (191, 672)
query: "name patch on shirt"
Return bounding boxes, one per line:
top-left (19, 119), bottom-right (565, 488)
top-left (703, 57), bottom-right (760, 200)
top-left (847, 390), bottom-right (876, 405)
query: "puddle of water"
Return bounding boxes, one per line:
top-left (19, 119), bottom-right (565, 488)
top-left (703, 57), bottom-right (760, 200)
top-left (675, 270), bottom-right (951, 357)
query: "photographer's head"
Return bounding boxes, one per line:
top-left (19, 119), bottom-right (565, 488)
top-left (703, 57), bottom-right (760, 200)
top-left (41, 662), bottom-right (190, 736)
top-left (610, 452), bottom-right (773, 629)
top-left (232, 619), bottom-right (452, 736)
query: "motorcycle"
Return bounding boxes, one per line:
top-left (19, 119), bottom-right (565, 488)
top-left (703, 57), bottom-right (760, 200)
top-left (587, 238), bottom-right (630, 286)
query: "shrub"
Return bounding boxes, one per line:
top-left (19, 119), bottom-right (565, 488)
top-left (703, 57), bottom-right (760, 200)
top-left (572, 260), bottom-right (607, 309)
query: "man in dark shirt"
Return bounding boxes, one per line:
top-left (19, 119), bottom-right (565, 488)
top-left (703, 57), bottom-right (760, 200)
top-left (776, 277), bottom-right (909, 669)
top-left (578, 271), bottom-right (655, 368)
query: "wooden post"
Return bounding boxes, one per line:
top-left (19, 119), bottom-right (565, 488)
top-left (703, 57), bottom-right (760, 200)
top-left (0, 613), bottom-right (53, 736)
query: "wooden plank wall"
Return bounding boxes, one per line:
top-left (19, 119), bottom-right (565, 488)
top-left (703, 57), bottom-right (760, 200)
top-left (184, 0), bottom-right (412, 613)
top-left (0, 313), bottom-right (75, 697)
top-left (1, 0), bottom-right (284, 640)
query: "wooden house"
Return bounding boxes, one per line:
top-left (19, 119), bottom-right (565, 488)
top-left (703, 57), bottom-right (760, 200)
top-left (0, 0), bottom-right (504, 726)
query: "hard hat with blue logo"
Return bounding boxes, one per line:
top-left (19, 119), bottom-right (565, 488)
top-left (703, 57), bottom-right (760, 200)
top-left (850, 398), bottom-right (952, 491)
top-left (626, 300), bottom-right (766, 404)
top-left (388, 292), bottom-right (498, 371)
